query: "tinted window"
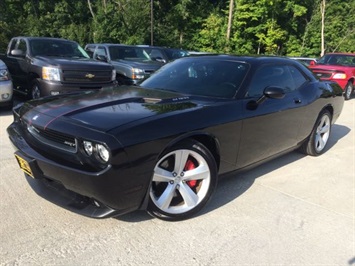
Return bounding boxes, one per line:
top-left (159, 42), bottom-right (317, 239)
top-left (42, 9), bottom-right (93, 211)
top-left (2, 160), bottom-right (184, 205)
top-left (109, 46), bottom-right (152, 61)
top-left (30, 39), bottom-right (89, 58)
top-left (9, 39), bottom-right (17, 51)
top-left (317, 54), bottom-right (355, 66)
top-left (18, 39), bottom-right (27, 53)
top-left (247, 64), bottom-right (307, 97)
top-left (141, 59), bottom-right (249, 98)
top-left (289, 65), bottom-right (307, 89)
top-left (94, 47), bottom-right (107, 59)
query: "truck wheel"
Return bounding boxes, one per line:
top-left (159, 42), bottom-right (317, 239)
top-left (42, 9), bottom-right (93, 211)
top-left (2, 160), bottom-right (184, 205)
top-left (344, 81), bottom-right (353, 100)
top-left (31, 80), bottom-right (42, 99)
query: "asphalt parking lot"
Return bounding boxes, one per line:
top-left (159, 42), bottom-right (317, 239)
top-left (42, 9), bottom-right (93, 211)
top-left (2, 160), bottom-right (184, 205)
top-left (0, 97), bottom-right (354, 265)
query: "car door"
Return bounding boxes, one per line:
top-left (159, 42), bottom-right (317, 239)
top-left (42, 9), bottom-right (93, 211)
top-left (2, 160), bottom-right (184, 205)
top-left (236, 63), bottom-right (309, 168)
top-left (6, 38), bottom-right (29, 90)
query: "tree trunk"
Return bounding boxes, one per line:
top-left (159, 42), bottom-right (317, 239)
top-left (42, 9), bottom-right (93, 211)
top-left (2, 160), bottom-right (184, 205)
top-left (87, 0), bottom-right (96, 20)
top-left (226, 0), bottom-right (234, 40)
top-left (320, 0), bottom-right (326, 56)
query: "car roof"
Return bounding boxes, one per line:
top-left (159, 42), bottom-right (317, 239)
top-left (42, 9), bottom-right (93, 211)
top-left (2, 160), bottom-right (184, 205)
top-left (15, 36), bottom-right (72, 42)
top-left (86, 43), bottom-right (146, 48)
top-left (323, 52), bottom-right (355, 56)
top-left (186, 54), bottom-right (297, 64)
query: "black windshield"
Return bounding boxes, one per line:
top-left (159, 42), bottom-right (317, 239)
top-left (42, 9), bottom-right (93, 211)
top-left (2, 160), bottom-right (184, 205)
top-left (141, 58), bottom-right (249, 98)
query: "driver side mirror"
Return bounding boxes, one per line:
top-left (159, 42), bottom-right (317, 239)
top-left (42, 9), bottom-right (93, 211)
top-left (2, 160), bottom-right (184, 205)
top-left (95, 54), bottom-right (108, 62)
top-left (10, 49), bottom-right (25, 57)
top-left (248, 86), bottom-right (285, 110)
top-left (152, 57), bottom-right (166, 64)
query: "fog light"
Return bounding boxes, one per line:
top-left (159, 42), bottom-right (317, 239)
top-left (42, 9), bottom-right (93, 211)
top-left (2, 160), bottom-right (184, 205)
top-left (83, 141), bottom-right (93, 156)
top-left (1, 93), bottom-right (10, 100)
top-left (50, 91), bottom-right (60, 96)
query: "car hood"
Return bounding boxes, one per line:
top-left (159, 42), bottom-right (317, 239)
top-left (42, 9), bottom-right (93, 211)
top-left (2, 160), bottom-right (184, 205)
top-left (19, 86), bottom-right (213, 132)
top-left (34, 56), bottom-right (113, 70)
top-left (309, 64), bottom-right (355, 72)
top-left (0, 59), bottom-right (8, 69)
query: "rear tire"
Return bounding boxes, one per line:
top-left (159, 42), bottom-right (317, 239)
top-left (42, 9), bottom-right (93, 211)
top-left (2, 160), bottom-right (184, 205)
top-left (147, 139), bottom-right (217, 221)
top-left (300, 110), bottom-right (332, 156)
top-left (344, 81), bottom-right (353, 100)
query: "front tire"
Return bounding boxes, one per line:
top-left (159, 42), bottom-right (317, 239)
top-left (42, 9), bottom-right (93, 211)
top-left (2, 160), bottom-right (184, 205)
top-left (31, 79), bottom-right (42, 99)
top-left (300, 110), bottom-right (332, 156)
top-left (147, 139), bottom-right (217, 221)
top-left (344, 81), bottom-right (353, 100)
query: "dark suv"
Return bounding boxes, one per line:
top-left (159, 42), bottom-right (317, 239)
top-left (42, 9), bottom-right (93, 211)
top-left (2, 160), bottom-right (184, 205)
top-left (0, 37), bottom-right (116, 99)
top-left (85, 44), bottom-right (164, 85)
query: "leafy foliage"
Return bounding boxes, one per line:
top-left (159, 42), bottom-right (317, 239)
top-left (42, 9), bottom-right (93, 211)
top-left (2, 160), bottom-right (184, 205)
top-left (0, 0), bottom-right (354, 57)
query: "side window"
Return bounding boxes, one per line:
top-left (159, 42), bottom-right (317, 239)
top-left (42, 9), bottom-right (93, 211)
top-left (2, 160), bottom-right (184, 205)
top-left (149, 49), bottom-right (164, 59)
top-left (247, 65), bottom-right (301, 97)
top-left (288, 66), bottom-right (307, 89)
top-left (247, 65), bottom-right (288, 97)
top-left (85, 45), bottom-right (95, 58)
top-left (94, 47), bottom-right (107, 59)
top-left (9, 39), bottom-right (18, 51)
top-left (18, 39), bottom-right (27, 53)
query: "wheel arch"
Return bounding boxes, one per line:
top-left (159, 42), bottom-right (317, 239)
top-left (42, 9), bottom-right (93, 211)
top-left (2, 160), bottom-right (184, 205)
top-left (321, 104), bottom-right (334, 122)
top-left (164, 132), bottom-right (221, 171)
top-left (139, 132), bottom-right (221, 212)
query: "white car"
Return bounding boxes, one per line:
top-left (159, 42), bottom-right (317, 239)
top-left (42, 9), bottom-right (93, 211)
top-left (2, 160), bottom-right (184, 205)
top-left (0, 59), bottom-right (13, 109)
top-left (289, 57), bottom-right (317, 66)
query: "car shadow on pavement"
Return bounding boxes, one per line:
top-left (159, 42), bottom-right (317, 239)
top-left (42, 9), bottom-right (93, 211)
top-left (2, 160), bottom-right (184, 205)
top-left (200, 123), bottom-right (350, 217)
top-left (118, 124), bottom-right (350, 222)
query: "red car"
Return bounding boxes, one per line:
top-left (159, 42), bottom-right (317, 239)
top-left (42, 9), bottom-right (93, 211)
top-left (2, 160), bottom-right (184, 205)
top-left (309, 53), bottom-right (355, 100)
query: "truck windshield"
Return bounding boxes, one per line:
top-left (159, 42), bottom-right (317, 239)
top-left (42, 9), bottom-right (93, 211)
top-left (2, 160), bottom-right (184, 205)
top-left (317, 54), bottom-right (355, 66)
top-left (30, 39), bottom-right (90, 59)
top-left (108, 46), bottom-right (152, 62)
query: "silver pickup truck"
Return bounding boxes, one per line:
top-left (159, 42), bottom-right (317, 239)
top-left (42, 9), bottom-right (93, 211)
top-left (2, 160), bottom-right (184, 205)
top-left (85, 44), bottom-right (164, 85)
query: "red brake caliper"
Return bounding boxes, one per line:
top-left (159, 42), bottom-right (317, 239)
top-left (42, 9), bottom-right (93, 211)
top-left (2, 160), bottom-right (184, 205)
top-left (184, 159), bottom-right (197, 188)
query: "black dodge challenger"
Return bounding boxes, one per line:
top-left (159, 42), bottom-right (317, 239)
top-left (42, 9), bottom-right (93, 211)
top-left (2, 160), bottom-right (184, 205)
top-left (7, 55), bottom-right (344, 221)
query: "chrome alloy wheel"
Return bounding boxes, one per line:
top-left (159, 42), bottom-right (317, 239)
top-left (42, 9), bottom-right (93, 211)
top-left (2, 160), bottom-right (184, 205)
top-left (314, 114), bottom-right (330, 153)
top-left (150, 149), bottom-right (211, 215)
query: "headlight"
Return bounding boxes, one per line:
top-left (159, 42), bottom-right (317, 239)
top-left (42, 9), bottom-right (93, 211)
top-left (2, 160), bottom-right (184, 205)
top-left (132, 68), bottom-right (145, 79)
top-left (81, 140), bottom-right (110, 164)
top-left (0, 69), bottom-right (10, 81)
top-left (97, 144), bottom-right (110, 162)
top-left (83, 141), bottom-right (93, 156)
top-left (42, 67), bottom-right (61, 81)
top-left (111, 69), bottom-right (116, 81)
top-left (333, 73), bottom-right (346, 79)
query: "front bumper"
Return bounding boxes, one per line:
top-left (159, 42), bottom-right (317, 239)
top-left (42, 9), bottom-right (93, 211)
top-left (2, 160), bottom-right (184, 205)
top-left (7, 122), bottom-right (148, 218)
top-left (38, 79), bottom-right (117, 97)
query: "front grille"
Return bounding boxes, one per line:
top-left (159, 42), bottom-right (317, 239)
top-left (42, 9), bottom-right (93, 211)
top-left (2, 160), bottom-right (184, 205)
top-left (28, 125), bottom-right (77, 153)
top-left (314, 72), bottom-right (332, 79)
top-left (62, 70), bottom-right (112, 84)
